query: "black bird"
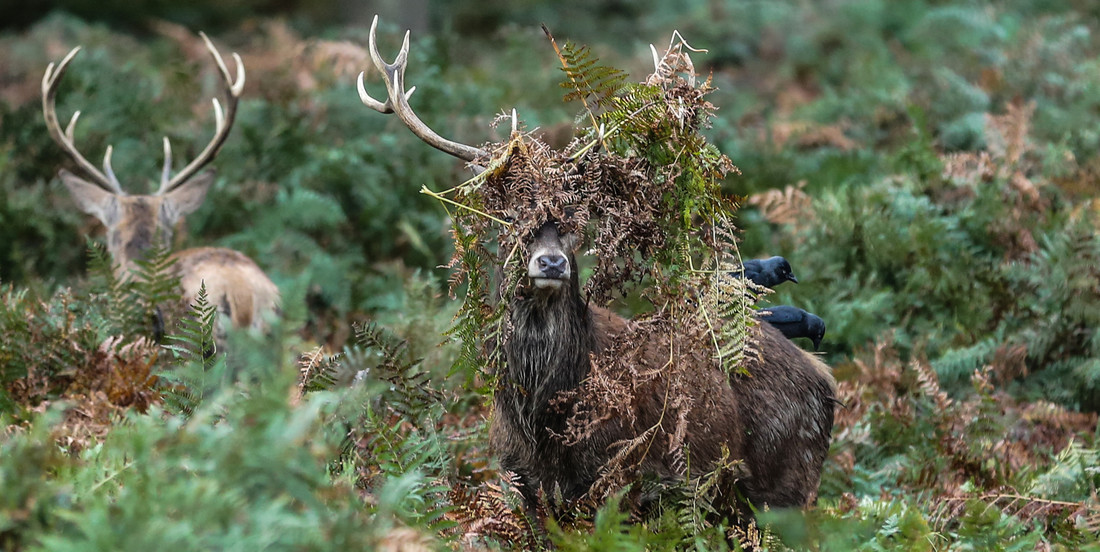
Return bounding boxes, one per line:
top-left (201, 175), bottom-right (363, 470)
top-left (757, 305), bottom-right (825, 351)
top-left (738, 256), bottom-right (798, 289)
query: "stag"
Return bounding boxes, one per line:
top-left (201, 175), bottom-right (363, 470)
top-left (358, 16), bottom-right (836, 512)
top-left (43, 34), bottom-right (280, 334)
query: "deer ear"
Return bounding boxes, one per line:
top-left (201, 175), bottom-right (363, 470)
top-left (60, 170), bottom-right (120, 227)
top-left (562, 231), bottom-right (582, 253)
top-left (161, 170), bottom-right (215, 225)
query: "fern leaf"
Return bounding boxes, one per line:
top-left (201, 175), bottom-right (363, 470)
top-left (131, 239), bottom-right (181, 314)
top-left (554, 39), bottom-right (628, 126)
top-left (160, 281), bottom-right (225, 416)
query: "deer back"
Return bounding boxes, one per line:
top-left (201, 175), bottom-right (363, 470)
top-left (173, 247), bottom-right (281, 331)
top-left (730, 322), bottom-right (836, 507)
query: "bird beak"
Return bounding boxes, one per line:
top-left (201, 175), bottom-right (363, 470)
top-left (812, 336), bottom-right (822, 351)
top-left (788, 274), bottom-right (799, 284)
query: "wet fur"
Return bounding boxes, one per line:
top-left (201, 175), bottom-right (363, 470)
top-left (491, 226), bottom-right (836, 512)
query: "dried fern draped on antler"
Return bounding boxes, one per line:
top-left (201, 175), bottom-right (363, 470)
top-left (437, 32), bottom-right (746, 387)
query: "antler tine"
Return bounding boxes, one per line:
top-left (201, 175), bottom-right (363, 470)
top-left (161, 137), bottom-right (173, 185)
top-left (359, 15), bottom-right (485, 163)
top-left (42, 46), bottom-right (125, 194)
top-left (158, 32), bottom-right (245, 195)
top-left (102, 145), bottom-right (122, 191)
top-left (356, 72), bottom-right (415, 113)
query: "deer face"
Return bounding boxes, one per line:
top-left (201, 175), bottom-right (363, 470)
top-left (61, 170), bottom-right (215, 268)
top-left (43, 34), bottom-right (241, 270)
top-left (526, 221), bottom-right (580, 290)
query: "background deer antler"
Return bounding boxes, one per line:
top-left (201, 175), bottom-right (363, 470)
top-left (42, 46), bottom-right (125, 195)
top-left (158, 32), bottom-right (245, 195)
top-left (43, 33), bottom-right (245, 196)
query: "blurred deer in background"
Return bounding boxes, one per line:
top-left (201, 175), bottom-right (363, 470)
top-left (42, 33), bottom-right (280, 334)
top-left (358, 16), bottom-right (836, 514)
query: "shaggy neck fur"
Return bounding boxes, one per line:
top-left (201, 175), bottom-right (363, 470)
top-left (502, 270), bottom-right (595, 445)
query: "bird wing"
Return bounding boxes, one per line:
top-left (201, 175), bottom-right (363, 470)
top-left (756, 307), bottom-right (803, 325)
top-left (741, 259), bottom-right (763, 274)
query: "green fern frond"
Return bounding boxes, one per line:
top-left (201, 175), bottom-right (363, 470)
top-left (85, 236), bottom-right (116, 291)
top-left (297, 348), bottom-right (345, 393)
top-left (86, 237), bottom-right (181, 341)
top-left (556, 41), bottom-right (628, 120)
top-left (130, 240), bottom-right (181, 314)
top-left (159, 281), bottom-right (225, 416)
top-left (599, 84), bottom-right (666, 145)
top-left (933, 337), bottom-right (1000, 385)
top-left (85, 239), bottom-right (138, 335)
top-left (350, 322), bottom-right (442, 422)
top-left (443, 220), bottom-right (500, 391)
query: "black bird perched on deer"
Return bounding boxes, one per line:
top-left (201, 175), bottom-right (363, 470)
top-left (757, 305), bottom-right (826, 351)
top-left (737, 256), bottom-right (798, 289)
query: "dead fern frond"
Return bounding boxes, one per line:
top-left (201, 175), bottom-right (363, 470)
top-left (986, 100), bottom-right (1036, 170)
top-left (448, 475), bottom-right (540, 548)
top-left (588, 425), bottom-right (662, 502)
top-left (97, 336), bottom-right (160, 412)
top-left (930, 490), bottom-right (1100, 537)
top-left (748, 180), bottom-right (815, 228)
top-left (913, 359), bottom-right (952, 412)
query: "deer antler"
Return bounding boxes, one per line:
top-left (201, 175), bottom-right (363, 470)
top-left (42, 47), bottom-right (125, 194)
top-left (357, 15), bottom-right (485, 163)
top-left (43, 35), bottom-right (244, 195)
top-left (157, 32), bottom-right (245, 195)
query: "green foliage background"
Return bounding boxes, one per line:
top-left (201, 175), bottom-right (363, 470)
top-left (1, 0), bottom-right (1099, 549)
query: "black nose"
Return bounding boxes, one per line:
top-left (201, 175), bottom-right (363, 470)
top-left (537, 254), bottom-right (567, 278)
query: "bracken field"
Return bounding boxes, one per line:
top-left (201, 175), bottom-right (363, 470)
top-left (1, 1), bottom-right (1099, 550)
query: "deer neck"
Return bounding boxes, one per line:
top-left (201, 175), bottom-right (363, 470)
top-left (503, 285), bottom-right (594, 438)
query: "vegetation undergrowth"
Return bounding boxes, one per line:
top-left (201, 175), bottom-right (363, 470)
top-left (2, 0), bottom-right (1099, 549)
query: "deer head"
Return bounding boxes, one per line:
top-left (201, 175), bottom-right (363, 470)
top-left (43, 33), bottom-right (245, 271)
top-left (526, 221), bottom-right (582, 291)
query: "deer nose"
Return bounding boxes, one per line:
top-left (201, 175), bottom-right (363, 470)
top-left (537, 254), bottom-right (567, 278)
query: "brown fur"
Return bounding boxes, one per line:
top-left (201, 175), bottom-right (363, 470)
top-left (490, 222), bottom-right (836, 513)
top-left (173, 247), bottom-right (281, 330)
